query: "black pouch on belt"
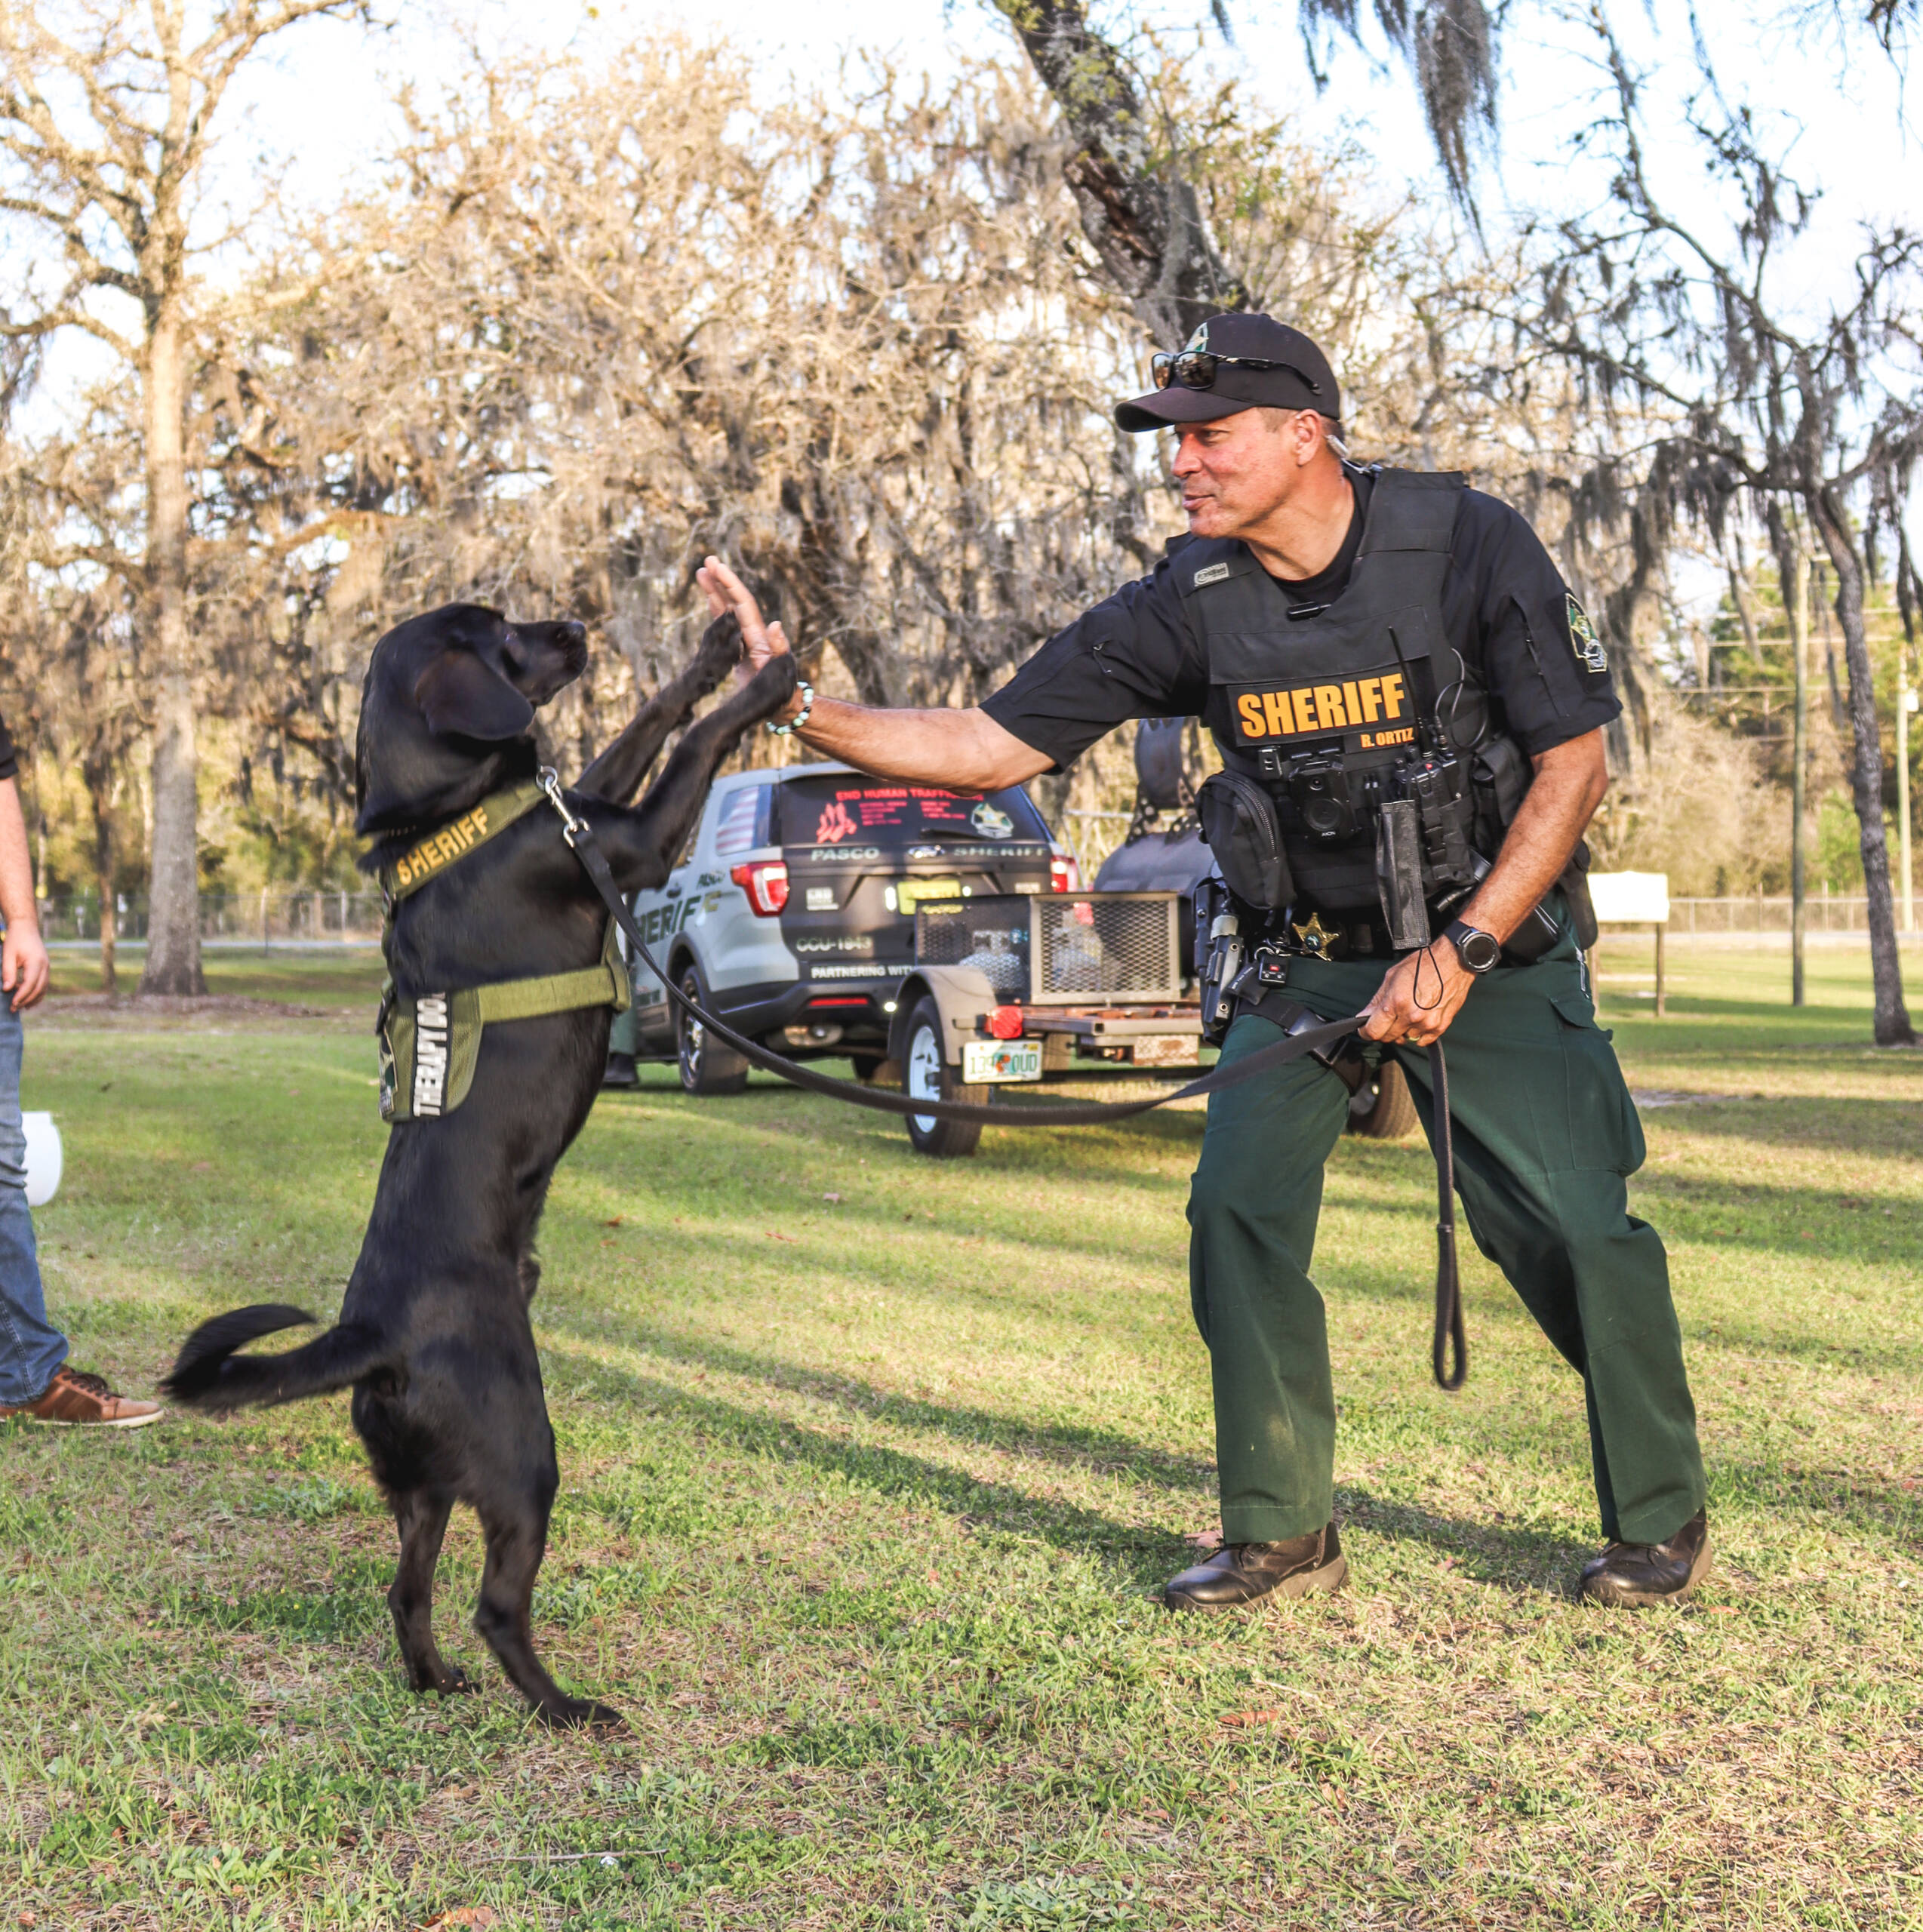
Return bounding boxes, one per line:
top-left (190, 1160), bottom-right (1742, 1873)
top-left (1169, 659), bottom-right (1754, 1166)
top-left (1197, 771), bottom-right (1295, 911)
top-left (1374, 799), bottom-right (1430, 952)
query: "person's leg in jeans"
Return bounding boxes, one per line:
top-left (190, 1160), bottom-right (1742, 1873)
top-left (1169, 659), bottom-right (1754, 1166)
top-left (0, 998), bottom-right (66, 1406)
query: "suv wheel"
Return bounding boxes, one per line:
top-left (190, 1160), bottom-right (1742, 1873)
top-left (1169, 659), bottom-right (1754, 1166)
top-left (678, 964), bottom-right (749, 1096)
top-left (902, 997), bottom-right (985, 1158)
top-left (1347, 1058), bottom-right (1419, 1139)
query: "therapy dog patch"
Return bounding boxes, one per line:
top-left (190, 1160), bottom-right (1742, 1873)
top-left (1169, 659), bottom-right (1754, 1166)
top-left (412, 992), bottom-right (451, 1118)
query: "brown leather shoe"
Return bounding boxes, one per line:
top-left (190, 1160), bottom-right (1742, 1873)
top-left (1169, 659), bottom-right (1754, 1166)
top-left (1578, 1508), bottom-right (1711, 1607)
top-left (0, 1365), bottom-right (164, 1429)
top-left (1163, 1522), bottom-right (1347, 1612)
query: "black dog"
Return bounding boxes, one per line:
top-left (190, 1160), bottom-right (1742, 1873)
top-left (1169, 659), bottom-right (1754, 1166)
top-left (165, 601), bottom-right (795, 1728)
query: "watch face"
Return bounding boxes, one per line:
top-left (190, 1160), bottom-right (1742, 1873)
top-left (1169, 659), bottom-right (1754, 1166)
top-left (1457, 926), bottom-right (1500, 971)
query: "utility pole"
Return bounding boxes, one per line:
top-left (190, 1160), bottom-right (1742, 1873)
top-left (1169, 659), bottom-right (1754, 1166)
top-left (1791, 550), bottom-right (1811, 1007)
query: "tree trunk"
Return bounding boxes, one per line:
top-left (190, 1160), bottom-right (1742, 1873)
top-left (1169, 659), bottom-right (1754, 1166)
top-left (1811, 488), bottom-right (1913, 1045)
top-left (138, 301), bottom-right (205, 996)
top-left (85, 765), bottom-right (117, 998)
top-left (96, 863), bottom-right (117, 997)
top-left (991, 0), bottom-right (1245, 344)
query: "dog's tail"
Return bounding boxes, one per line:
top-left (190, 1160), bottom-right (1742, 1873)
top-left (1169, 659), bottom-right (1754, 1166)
top-left (163, 1305), bottom-right (391, 1413)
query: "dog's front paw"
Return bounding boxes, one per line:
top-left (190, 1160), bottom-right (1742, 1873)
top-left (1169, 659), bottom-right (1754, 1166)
top-left (750, 649), bottom-right (800, 715)
top-left (693, 611), bottom-right (743, 688)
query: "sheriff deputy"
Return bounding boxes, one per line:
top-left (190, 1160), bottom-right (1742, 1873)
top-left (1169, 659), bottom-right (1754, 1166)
top-left (697, 312), bottom-right (1711, 1613)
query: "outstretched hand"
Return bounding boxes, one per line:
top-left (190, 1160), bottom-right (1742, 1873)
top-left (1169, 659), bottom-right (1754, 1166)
top-left (1361, 940), bottom-right (1475, 1048)
top-left (697, 557), bottom-right (800, 716)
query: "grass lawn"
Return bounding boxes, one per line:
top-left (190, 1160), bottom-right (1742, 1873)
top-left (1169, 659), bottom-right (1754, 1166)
top-left (4, 941), bottom-right (1920, 1928)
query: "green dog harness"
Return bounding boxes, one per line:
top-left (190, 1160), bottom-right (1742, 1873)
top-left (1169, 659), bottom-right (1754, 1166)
top-left (375, 780), bottom-right (629, 1123)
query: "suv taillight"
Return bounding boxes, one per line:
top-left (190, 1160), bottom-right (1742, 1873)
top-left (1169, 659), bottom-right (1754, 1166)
top-left (1048, 854), bottom-right (1080, 893)
top-left (730, 860), bottom-right (789, 916)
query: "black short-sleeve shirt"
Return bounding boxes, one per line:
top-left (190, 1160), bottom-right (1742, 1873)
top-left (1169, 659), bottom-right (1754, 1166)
top-left (981, 469), bottom-right (1619, 769)
top-left (0, 712), bottom-right (17, 783)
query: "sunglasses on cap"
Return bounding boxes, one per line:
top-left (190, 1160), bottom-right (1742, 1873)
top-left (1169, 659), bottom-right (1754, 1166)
top-left (1150, 349), bottom-right (1324, 395)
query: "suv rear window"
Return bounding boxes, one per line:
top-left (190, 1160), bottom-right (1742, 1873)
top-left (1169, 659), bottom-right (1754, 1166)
top-left (712, 783), bottom-right (773, 857)
top-left (777, 778), bottom-right (1047, 850)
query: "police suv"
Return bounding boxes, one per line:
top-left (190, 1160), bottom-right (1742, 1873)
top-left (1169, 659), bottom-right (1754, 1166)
top-left (624, 762), bottom-right (1075, 1093)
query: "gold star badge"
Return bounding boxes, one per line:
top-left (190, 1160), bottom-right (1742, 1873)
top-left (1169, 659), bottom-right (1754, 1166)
top-left (1291, 911), bottom-right (1336, 957)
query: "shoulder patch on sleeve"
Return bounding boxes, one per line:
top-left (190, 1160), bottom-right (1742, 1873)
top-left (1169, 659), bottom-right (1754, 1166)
top-left (1191, 561), bottom-right (1232, 589)
top-left (1567, 593), bottom-right (1607, 675)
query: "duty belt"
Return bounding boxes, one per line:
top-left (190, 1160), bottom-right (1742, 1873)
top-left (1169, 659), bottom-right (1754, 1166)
top-left (374, 779), bottom-right (629, 1123)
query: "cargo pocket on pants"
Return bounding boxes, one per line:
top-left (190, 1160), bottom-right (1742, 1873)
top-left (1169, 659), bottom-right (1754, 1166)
top-left (1550, 990), bottom-right (1645, 1176)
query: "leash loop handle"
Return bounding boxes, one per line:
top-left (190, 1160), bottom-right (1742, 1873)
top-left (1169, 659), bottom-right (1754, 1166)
top-left (1428, 1038), bottom-right (1469, 1391)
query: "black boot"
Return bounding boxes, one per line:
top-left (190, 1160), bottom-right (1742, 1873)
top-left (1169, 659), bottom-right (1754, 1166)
top-left (1163, 1523), bottom-right (1347, 1612)
top-left (602, 1051), bottom-right (638, 1089)
top-left (1577, 1508), bottom-right (1712, 1607)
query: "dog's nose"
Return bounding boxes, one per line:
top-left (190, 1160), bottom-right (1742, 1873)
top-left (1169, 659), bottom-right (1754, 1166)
top-left (561, 622), bottom-right (586, 648)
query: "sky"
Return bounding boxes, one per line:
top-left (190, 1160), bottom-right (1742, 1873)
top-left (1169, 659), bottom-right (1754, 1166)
top-left (19, 0), bottom-right (1923, 552)
top-left (205, 0), bottom-right (1915, 269)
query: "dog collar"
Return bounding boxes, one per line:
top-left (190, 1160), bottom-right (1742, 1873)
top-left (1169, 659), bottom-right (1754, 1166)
top-left (378, 779), bottom-right (546, 902)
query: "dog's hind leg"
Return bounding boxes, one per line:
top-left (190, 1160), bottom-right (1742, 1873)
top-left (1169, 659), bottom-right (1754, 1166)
top-left (472, 1479), bottom-right (623, 1732)
top-left (387, 1487), bottom-right (470, 1697)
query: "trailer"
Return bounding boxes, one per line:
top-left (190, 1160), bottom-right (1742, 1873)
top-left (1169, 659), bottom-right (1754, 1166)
top-left (884, 888), bottom-right (1420, 1155)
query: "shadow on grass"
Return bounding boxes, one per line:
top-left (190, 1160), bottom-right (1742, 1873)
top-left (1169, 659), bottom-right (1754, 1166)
top-left (543, 1308), bottom-right (1921, 1583)
top-left (1334, 1487), bottom-right (1594, 1597)
top-left (537, 1334), bottom-right (1620, 1601)
top-left (591, 1078), bottom-right (1219, 1196)
top-left (1626, 1097), bottom-right (1923, 1156)
top-left (540, 1334), bottom-right (1203, 1590)
top-left (551, 1321), bottom-right (1223, 1495)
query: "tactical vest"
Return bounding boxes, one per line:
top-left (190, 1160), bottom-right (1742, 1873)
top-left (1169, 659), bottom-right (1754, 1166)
top-left (374, 780), bottom-right (629, 1122)
top-left (1178, 465), bottom-right (1529, 918)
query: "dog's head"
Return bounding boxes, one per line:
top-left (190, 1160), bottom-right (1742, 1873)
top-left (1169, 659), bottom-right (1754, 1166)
top-left (355, 603), bottom-right (589, 834)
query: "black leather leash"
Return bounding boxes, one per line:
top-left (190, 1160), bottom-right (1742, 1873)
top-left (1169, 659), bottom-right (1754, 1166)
top-left (535, 771), bottom-right (1365, 1128)
top-left (1428, 1041), bottom-right (1468, 1390)
top-left (539, 772), bottom-right (1468, 1387)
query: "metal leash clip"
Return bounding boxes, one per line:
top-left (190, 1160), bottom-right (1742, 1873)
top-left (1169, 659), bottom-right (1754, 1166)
top-left (536, 766), bottom-right (589, 848)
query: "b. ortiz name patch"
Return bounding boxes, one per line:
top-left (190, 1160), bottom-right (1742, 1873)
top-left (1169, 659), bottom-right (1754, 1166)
top-left (1231, 665), bottom-right (1415, 751)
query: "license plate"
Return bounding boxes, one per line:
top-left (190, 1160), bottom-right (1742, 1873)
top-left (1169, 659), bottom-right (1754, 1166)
top-left (1129, 1034), bottom-right (1198, 1068)
top-left (890, 877), bottom-right (962, 914)
top-left (963, 1038), bottom-right (1043, 1083)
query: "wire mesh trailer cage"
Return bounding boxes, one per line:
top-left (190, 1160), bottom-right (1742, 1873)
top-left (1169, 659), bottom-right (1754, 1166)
top-left (915, 893), bottom-right (1185, 1005)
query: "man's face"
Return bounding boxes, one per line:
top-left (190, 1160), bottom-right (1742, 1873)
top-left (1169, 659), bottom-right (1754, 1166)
top-left (1169, 409), bottom-right (1318, 538)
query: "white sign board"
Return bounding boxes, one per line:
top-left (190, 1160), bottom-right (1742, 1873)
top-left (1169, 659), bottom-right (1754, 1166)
top-left (1587, 870), bottom-right (1670, 924)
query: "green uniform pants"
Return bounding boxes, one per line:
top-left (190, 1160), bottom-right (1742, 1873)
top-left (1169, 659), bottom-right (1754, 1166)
top-left (1186, 930), bottom-right (1706, 1547)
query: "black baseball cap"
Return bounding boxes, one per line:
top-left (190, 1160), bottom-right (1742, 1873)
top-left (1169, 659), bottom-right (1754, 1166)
top-left (1114, 312), bottom-right (1342, 433)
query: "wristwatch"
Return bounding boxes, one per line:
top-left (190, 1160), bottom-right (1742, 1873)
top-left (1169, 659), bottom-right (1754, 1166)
top-left (1444, 918), bottom-right (1501, 974)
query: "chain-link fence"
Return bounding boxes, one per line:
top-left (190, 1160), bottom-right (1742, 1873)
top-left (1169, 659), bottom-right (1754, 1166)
top-left (1667, 895), bottom-right (1894, 934)
top-left (30, 885), bottom-right (1916, 952)
top-left (38, 891), bottom-right (386, 946)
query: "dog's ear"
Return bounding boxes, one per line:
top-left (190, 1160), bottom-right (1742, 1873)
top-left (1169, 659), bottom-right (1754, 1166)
top-left (413, 649), bottom-right (535, 741)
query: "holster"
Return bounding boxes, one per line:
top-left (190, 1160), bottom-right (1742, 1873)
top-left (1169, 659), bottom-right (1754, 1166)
top-left (1220, 977), bottom-right (1368, 1093)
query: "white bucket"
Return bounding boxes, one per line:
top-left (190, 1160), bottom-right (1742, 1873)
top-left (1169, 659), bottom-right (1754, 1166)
top-left (23, 1112), bottom-right (61, 1208)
